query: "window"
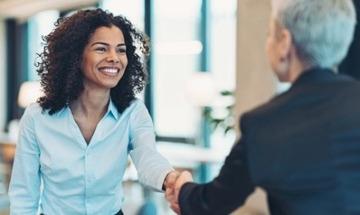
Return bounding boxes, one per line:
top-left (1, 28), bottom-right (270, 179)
top-left (28, 10), bottom-right (59, 80)
top-left (210, 0), bottom-right (237, 92)
top-left (152, 0), bottom-right (237, 144)
top-left (152, 0), bottom-right (202, 138)
top-left (100, 0), bottom-right (144, 30)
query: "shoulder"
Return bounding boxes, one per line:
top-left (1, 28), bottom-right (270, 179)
top-left (20, 102), bottom-right (58, 125)
top-left (19, 103), bottom-right (44, 129)
top-left (22, 103), bottom-right (44, 119)
top-left (129, 98), bottom-right (146, 109)
top-left (335, 73), bottom-right (360, 89)
top-left (126, 99), bottom-right (148, 114)
top-left (238, 89), bottom-right (295, 134)
top-left (335, 72), bottom-right (358, 82)
top-left (240, 93), bottom-right (285, 122)
top-left (126, 99), bottom-right (151, 120)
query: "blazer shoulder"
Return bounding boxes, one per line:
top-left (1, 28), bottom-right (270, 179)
top-left (242, 92), bottom-right (286, 119)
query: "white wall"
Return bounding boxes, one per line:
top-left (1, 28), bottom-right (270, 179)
top-left (232, 0), bottom-right (276, 214)
top-left (0, 19), bottom-right (7, 131)
top-left (235, 0), bottom-right (277, 119)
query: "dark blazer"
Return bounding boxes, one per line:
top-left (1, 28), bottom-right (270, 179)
top-left (179, 68), bottom-right (360, 215)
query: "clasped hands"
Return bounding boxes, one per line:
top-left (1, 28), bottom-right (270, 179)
top-left (163, 171), bottom-right (193, 214)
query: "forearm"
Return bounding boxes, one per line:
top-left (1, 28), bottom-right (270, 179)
top-left (179, 140), bottom-right (255, 215)
top-left (130, 146), bottom-right (174, 191)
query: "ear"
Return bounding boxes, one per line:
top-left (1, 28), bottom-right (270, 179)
top-left (278, 28), bottom-right (292, 60)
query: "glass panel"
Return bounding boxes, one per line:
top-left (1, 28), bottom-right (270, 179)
top-left (28, 10), bottom-right (59, 81)
top-left (153, 0), bottom-right (202, 137)
top-left (100, 0), bottom-right (144, 30)
top-left (210, 0), bottom-right (237, 91)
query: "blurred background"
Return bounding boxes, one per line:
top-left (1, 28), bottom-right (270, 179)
top-left (0, 0), bottom-right (359, 214)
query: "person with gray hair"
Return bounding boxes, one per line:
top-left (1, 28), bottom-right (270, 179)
top-left (165, 0), bottom-right (360, 214)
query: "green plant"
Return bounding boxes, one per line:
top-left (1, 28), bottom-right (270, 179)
top-left (203, 90), bottom-right (235, 135)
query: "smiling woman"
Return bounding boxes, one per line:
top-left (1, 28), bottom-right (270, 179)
top-left (8, 9), bottom-right (178, 215)
top-left (81, 26), bottom-right (128, 90)
top-left (37, 9), bottom-right (149, 114)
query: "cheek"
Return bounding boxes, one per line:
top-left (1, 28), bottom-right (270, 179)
top-left (265, 38), bottom-right (274, 63)
top-left (80, 59), bottom-right (89, 75)
top-left (121, 56), bottom-right (128, 68)
top-left (81, 55), bottom-right (96, 72)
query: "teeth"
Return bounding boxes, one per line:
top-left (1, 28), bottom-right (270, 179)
top-left (100, 68), bottom-right (118, 74)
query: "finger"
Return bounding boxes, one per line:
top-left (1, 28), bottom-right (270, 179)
top-left (170, 203), bottom-right (181, 214)
top-left (165, 188), bottom-right (174, 201)
top-left (164, 171), bottom-right (180, 189)
top-left (182, 171), bottom-right (193, 180)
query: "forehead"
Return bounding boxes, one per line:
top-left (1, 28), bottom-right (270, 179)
top-left (88, 25), bottom-right (125, 43)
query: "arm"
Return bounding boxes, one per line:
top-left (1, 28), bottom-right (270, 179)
top-left (9, 106), bottom-right (41, 215)
top-left (129, 101), bottom-right (174, 191)
top-left (178, 117), bottom-right (255, 215)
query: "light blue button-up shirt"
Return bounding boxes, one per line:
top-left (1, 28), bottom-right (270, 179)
top-left (9, 99), bottom-right (173, 215)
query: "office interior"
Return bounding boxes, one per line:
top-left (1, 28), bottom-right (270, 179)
top-left (0, 0), bottom-right (359, 214)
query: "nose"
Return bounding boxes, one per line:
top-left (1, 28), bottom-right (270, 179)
top-left (106, 50), bottom-right (120, 63)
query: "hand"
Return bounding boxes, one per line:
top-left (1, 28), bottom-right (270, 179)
top-left (165, 171), bottom-right (193, 214)
top-left (174, 171), bottom-right (193, 202)
top-left (164, 171), bottom-right (180, 190)
top-left (164, 171), bottom-right (180, 214)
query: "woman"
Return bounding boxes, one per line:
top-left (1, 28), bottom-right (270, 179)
top-left (9, 9), bottom-right (178, 215)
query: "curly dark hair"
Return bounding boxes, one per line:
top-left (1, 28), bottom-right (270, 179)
top-left (37, 8), bottom-right (149, 114)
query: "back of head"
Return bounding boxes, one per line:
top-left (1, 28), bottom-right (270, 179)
top-left (271, 0), bottom-right (356, 68)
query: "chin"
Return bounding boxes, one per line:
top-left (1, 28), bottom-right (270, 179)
top-left (99, 81), bottom-right (120, 89)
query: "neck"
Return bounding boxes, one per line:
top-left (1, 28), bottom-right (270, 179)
top-left (286, 49), bottom-right (312, 83)
top-left (70, 87), bottom-right (110, 118)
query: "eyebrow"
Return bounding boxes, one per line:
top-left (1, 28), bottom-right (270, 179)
top-left (91, 42), bottom-right (126, 47)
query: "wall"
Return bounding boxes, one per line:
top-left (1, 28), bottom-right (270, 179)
top-left (232, 0), bottom-right (277, 214)
top-left (235, 0), bottom-right (276, 118)
top-left (0, 19), bottom-right (7, 131)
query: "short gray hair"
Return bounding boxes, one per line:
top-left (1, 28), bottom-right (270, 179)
top-left (271, 0), bottom-right (356, 68)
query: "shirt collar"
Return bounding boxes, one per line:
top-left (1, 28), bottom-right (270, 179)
top-left (290, 67), bottom-right (337, 89)
top-left (107, 99), bottom-right (119, 120)
top-left (53, 99), bottom-right (119, 120)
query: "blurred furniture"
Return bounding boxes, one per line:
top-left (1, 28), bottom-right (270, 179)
top-left (0, 133), bottom-right (14, 211)
top-left (157, 141), bottom-right (229, 167)
top-left (0, 133), bottom-right (16, 190)
top-left (17, 81), bottom-right (42, 108)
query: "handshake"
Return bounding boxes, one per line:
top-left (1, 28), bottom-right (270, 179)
top-left (163, 171), bottom-right (194, 214)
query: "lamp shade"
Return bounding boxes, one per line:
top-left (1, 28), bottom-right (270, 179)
top-left (186, 72), bottom-right (217, 107)
top-left (17, 81), bottom-right (43, 108)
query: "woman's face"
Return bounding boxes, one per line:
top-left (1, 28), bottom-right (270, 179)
top-left (81, 25), bottom-right (128, 90)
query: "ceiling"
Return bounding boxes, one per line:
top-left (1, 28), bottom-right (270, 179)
top-left (0, 0), bottom-right (98, 21)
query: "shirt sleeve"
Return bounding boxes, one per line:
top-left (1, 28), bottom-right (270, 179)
top-left (178, 114), bottom-right (255, 215)
top-left (129, 101), bottom-right (173, 192)
top-left (9, 105), bottom-right (41, 215)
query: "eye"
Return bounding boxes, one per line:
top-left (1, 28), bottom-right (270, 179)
top-left (116, 47), bottom-right (127, 53)
top-left (95, 47), bottom-right (107, 52)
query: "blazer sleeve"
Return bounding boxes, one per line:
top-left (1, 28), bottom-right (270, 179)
top-left (179, 115), bottom-right (255, 215)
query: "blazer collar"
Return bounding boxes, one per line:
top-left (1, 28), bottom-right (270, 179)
top-left (291, 67), bottom-right (337, 89)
